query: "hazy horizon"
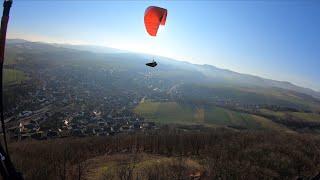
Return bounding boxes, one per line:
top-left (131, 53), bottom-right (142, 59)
top-left (7, 37), bottom-right (319, 93)
top-left (6, 1), bottom-right (320, 91)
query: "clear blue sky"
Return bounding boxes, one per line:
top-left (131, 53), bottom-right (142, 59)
top-left (7, 1), bottom-right (320, 91)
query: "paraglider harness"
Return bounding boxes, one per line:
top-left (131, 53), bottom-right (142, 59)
top-left (145, 59), bottom-right (157, 67)
top-left (0, 0), bottom-right (23, 179)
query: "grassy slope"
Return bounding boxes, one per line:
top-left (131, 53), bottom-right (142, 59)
top-left (260, 109), bottom-right (320, 123)
top-left (3, 69), bottom-right (27, 85)
top-left (186, 83), bottom-right (320, 111)
top-left (237, 86), bottom-right (320, 111)
top-left (291, 112), bottom-right (320, 122)
top-left (134, 101), bottom-right (291, 132)
top-left (85, 153), bottom-right (204, 180)
top-left (134, 101), bottom-right (196, 125)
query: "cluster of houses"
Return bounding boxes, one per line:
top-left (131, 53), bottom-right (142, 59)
top-left (4, 56), bottom-right (167, 141)
top-left (9, 110), bottom-right (157, 141)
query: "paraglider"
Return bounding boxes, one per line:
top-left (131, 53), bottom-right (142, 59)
top-left (144, 6), bottom-right (167, 67)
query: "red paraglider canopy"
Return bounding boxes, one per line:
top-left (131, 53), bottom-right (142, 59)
top-left (144, 6), bottom-right (167, 36)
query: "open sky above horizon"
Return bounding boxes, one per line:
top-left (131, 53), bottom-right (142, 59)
top-left (6, 1), bottom-right (320, 91)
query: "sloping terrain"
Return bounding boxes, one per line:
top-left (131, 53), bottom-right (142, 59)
top-left (8, 130), bottom-right (320, 180)
top-left (3, 69), bottom-right (27, 85)
top-left (84, 153), bottom-right (205, 180)
top-left (134, 100), bottom-right (293, 132)
top-left (3, 39), bottom-right (320, 131)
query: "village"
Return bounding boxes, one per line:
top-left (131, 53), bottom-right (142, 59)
top-left (3, 62), bottom-right (160, 141)
top-left (8, 108), bottom-right (157, 140)
top-left (4, 87), bottom-right (158, 141)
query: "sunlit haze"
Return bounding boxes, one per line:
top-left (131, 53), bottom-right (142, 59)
top-left (7, 1), bottom-right (320, 91)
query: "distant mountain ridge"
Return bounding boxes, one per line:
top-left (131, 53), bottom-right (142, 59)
top-left (192, 63), bottom-right (320, 100)
top-left (54, 44), bottom-right (129, 54)
top-left (6, 39), bottom-right (320, 100)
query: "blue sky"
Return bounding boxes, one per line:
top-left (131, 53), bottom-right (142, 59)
top-left (7, 1), bottom-right (320, 91)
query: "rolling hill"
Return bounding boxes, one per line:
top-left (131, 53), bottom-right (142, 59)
top-left (6, 39), bottom-right (320, 99)
top-left (134, 100), bottom-right (292, 132)
top-left (3, 39), bottom-right (320, 131)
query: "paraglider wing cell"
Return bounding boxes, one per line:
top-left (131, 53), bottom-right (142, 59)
top-left (144, 6), bottom-right (167, 36)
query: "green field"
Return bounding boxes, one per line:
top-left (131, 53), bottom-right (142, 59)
top-left (3, 69), bottom-right (27, 85)
top-left (205, 106), bottom-right (261, 128)
top-left (134, 101), bottom-right (196, 124)
top-left (290, 112), bottom-right (320, 122)
top-left (259, 109), bottom-right (320, 123)
top-left (134, 101), bottom-right (291, 132)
